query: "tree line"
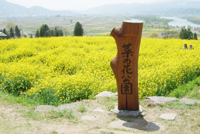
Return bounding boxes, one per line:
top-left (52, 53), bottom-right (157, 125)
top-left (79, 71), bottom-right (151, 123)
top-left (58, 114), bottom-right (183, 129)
top-left (179, 27), bottom-right (198, 40)
top-left (0, 25), bottom-right (21, 39)
top-left (2, 21), bottom-right (197, 40)
top-left (35, 21), bottom-right (83, 37)
top-left (1, 21), bottom-right (84, 39)
top-left (35, 24), bottom-right (63, 37)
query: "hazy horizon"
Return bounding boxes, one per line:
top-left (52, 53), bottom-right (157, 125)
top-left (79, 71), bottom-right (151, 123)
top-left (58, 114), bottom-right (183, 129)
top-left (6, 0), bottom-right (168, 11)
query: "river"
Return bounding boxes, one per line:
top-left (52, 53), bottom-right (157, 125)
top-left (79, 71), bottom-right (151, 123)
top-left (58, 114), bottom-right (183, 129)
top-left (161, 17), bottom-right (200, 28)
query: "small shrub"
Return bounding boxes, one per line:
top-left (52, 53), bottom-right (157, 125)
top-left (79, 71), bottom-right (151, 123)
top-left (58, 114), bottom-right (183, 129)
top-left (2, 77), bottom-right (32, 96)
top-left (49, 109), bottom-right (77, 123)
top-left (78, 105), bottom-right (87, 113)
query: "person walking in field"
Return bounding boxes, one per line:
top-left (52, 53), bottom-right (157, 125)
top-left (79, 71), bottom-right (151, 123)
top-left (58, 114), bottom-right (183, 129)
top-left (182, 44), bottom-right (188, 49)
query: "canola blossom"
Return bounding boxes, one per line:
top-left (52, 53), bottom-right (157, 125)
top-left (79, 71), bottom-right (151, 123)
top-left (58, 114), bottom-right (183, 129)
top-left (0, 37), bottom-right (199, 106)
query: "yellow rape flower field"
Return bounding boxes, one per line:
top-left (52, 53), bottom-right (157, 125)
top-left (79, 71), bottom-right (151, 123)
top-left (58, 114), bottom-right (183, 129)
top-left (0, 37), bottom-right (199, 106)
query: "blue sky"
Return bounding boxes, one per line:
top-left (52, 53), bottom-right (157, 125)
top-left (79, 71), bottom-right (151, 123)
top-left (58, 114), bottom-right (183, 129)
top-left (6, 0), bottom-right (166, 10)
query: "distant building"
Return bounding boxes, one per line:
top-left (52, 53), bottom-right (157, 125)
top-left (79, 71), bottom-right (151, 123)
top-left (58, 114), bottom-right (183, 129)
top-left (0, 32), bottom-right (7, 39)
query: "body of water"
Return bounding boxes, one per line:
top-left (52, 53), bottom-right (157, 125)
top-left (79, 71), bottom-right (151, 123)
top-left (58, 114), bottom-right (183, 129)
top-left (161, 17), bottom-right (200, 28)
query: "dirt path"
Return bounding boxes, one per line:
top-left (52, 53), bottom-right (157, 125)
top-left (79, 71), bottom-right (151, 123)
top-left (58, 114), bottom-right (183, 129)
top-left (0, 97), bottom-right (200, 134)
top-left (0, 100), bottom-right (88, 134)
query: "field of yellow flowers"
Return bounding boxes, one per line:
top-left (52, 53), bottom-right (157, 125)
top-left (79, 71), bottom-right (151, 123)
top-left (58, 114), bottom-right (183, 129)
top-left (0, 37), bottom-right (199, 106)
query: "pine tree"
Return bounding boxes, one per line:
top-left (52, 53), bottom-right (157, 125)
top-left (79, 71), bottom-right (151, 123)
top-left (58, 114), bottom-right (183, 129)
top-left (9, 27), bottom-right (14, 38)
top-left (35, 29), bottom-right (40, 38)
top-left (179, 27), bottom-right (194, 40)
top-left (2, 28), bottom-right (9, 38)
top-left (3, 28), bottom-right (7, 35)
top-left (49, 30), bottom-right (55, 36)
top-left (187, 28), bottom-right (193, 40)
top-left (194, 33), bottom-right (198, 40)
top-left (179, 27), bottom-right (187, 39)
top-left (73, 22), bottom-right (83, 36)
top-left (39, 24), bottom-right (50, 37)
top-left (15, 25), bottom-right (21, 38)
top-left (45, 30), bottom-right (51, 37)
top-left (58, 29), bottom-right (63, 36)
top-left (55, 28), bottom-right (59, 36)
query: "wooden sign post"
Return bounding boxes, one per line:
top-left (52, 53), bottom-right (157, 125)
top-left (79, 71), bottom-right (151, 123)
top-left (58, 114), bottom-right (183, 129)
top-left (110, 20), bottom-right (143, 111)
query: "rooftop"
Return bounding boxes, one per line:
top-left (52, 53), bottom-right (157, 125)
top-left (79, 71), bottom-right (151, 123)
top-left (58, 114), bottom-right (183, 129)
top-left (0, 32), bottom-right (7, 37)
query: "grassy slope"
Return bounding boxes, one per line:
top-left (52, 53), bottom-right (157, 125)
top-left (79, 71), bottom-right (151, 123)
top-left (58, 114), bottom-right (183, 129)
top-left (0, 76), bottom-right (200, 134)
top-left (169, 76), bottom-right (200, 100)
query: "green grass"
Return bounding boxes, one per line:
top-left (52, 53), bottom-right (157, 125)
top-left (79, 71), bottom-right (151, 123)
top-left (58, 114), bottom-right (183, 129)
top-left (48, 109), bottom-right (77, 123)
top-left (50, 131), bottom-right (58, 134)
top-left (167, 101), bottom-right (200, 109)
top-left (0, 91), bottom-right (41, 107)
top-left (155, 77), bottom-right (200, 109)
top-left (25, 110), bottom-right (46, 120)
top-left (77, 105), bottom-right (87, 113)
top-left (97, 97), bottom-right (117, 111)
top-left (0, 76), bottom-right (200, 134)
top-left (100, 131), bottom-right (114, 134)
top-left (1, 74), bottom-right (200, 124)
top-left (0, 91), bottom-right (78, 123)
top-left (1, 73), bottom-right (199, 111)
top-left (187, 86), bottom-right (200, 100)
top-left (169, 76), bottom-right (200, 99)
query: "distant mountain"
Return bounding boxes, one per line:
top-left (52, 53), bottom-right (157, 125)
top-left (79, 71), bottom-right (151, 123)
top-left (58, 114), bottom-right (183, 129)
top-left (0, 0), bottom-right (27, 16)
top-left (0, 0), bottom-right (79, 17)
top-left (81, 0), bottom-right (200, 15)
top-left (27, 6), bottom-right (78, 16)
top-left (0, 0), bottom-right (200, 17)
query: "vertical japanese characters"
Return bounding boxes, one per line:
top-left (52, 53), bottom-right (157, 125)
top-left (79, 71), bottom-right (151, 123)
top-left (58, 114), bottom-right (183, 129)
top-left (121, 43), bottom-right (133, 95)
